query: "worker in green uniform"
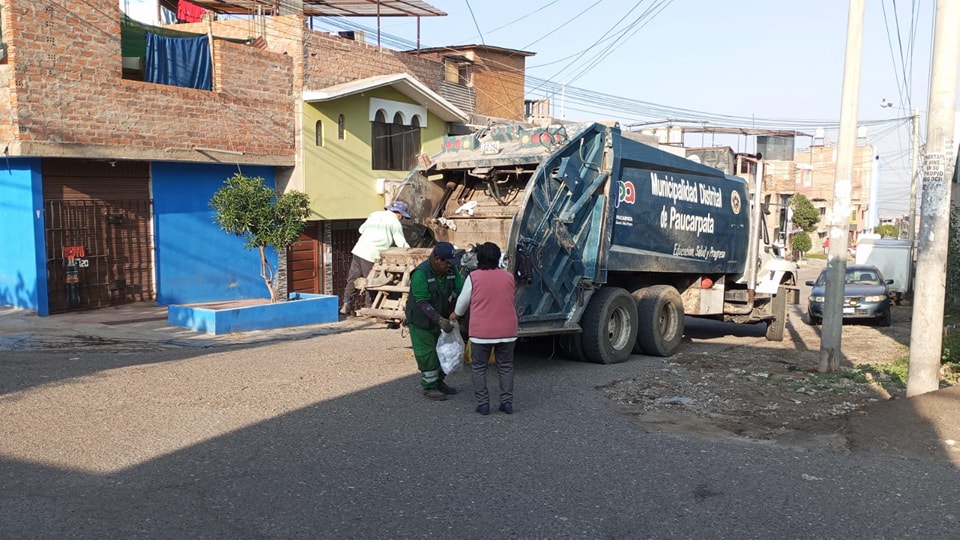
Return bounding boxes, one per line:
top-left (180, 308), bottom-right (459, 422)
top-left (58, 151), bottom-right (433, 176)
top-left (405, 242), bottom-right (465, 401)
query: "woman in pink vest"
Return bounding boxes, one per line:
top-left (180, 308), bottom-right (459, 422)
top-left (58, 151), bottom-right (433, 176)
top-left (450, 242), bottom-right (519, 415)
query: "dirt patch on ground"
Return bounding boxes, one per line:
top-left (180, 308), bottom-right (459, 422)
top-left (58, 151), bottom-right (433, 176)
top-left (602, 300), bottom-right (929, 453)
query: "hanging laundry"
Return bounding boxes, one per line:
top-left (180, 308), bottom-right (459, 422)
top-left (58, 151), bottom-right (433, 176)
top-left (177, 0), bottom-right (206, 23)
top-left (144, 32), bottom-right (212, 90)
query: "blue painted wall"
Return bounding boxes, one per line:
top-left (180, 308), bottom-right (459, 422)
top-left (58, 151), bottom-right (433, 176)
top-left (152, 162), bottom-right (278, 305)
top-left (0, 159), bottom-right (47, 315)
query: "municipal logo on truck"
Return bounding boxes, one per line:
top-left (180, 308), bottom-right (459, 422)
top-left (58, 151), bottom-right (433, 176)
top-left (731, 190), bottom-right (741, 215)
top-left (617, 181), bottom-right (635, 207)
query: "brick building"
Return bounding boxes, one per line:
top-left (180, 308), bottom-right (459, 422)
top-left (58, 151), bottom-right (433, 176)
top-left (680, 128), bottom-right (875, 254)
top-left (411, 45), bottom-right (534, 121)
top-left (0, 0), bottom-right (531, 315)
top-left (0, 0), bottom-right (296, 315)
top-left (765, 143), bottom-right (874, 251)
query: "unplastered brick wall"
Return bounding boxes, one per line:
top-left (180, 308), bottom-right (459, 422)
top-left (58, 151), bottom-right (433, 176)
top-left (415, 46), bottom-right (526, 120)
top-left (0, 66), bottom-right (12, 143)
top-left (470, 49), bottom-right (526, 120)
top-left (4, 0), bottom-right (295, 161)
top-left (176, 15), bottom-right (305, 88)
top-left (795, 145), bottom-right (871, 203)
top-left (302, 31), bottom-right (442, 93)
top-left (763, 160), bottom-right (797, 194)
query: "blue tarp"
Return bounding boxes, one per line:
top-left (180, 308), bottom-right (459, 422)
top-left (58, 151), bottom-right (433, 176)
top-left (144, 32), bottom-right (212, 91)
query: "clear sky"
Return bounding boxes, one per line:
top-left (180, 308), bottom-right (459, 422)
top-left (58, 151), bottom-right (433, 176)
top-left (314, 1), bottom-right (941, 217)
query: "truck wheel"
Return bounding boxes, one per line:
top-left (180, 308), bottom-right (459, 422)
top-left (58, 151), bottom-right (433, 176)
top-left (765, 286), bottom-right (787, 342)
top-left (580, 287), bottom-right (638, 364)
top-left (558, 334), bottom-right (588, 363)
top-left (631, 288), bottom-right (649, 354)
top-left (636, 285), bottom-right (684, 357)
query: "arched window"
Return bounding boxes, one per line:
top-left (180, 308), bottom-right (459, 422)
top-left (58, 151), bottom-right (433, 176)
top-left (338, 114), bottom-right (345, 140)
top-left (315, 120), bottom-right (323, 146)
top-left (371, 109), bottom-right (421, 171)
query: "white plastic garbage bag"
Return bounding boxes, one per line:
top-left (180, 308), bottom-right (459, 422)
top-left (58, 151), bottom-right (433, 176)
top-left (436, 321), bottom-right (464, 375)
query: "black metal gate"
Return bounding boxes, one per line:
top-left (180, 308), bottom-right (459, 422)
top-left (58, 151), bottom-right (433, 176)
top-left (45, 199), bottom-right (155, 313)
top-left (331, 222), bottom-right (362, 309)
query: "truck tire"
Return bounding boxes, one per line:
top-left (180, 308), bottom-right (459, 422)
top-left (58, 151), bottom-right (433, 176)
top-left (765, 286), bottom-right (787, 342)
top-left (558, 333), bottom-right (588, 363)
top-left (580, 287), bottom-right (638, 364)
top-left (636, 285), bottom-right (684, 357)
top-left (631, 288), bottom-right (649, 354)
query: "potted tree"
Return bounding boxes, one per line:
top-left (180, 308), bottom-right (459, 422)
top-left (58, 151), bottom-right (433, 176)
top-left (209, 172), bottom-right (310, 303)
top-left (168, 173), bottom-right (338, 334)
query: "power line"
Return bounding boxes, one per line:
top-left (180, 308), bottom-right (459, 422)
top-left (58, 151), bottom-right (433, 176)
top-left (303, 10), bottom-right (913, 140)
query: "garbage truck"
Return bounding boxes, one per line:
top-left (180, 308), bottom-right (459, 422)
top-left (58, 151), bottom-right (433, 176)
top-left (358, 121), bottom-right (798, 363)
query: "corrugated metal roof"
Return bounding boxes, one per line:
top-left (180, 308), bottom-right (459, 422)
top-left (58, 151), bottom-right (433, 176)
top-left (188, 0), bottom-right (446, 17)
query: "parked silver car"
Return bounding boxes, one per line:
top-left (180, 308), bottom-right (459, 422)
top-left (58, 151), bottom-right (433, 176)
top-left (806, 264), bottom-right (893, 326)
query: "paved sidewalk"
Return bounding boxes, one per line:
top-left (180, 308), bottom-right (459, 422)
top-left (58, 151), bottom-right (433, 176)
top-left (0, 303), bottom-right (373, 351)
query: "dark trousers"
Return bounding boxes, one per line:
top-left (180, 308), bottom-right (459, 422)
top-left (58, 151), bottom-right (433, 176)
top-left (343, 255), bottom-right (374, 308)
top-left (470, 340), bottom-right (515, 406)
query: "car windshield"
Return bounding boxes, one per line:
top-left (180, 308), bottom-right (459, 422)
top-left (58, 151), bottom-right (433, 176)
top-left (816, 269), bottom-right (882, 286)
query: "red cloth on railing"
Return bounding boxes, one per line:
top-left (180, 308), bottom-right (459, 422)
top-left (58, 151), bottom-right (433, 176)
top-left (177, 0), bottom-right (206, 23)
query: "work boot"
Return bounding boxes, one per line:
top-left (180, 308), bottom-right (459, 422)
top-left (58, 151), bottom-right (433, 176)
top-left (422, 388), bottom-right (448, 401)
top-left (339, 301), bottom-right (353, 316)
top-left (498, 402), bottom-right (513, 415)
top-left (436, 381), bottom-right (458, 395)
top-left (476, 403), bottom-right (490, 415)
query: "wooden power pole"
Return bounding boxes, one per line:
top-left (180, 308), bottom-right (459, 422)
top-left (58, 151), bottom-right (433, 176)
top-left (907, 0), bottom-right (960, 396)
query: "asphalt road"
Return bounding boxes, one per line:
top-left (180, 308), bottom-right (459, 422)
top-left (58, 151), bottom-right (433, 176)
top-left (2, 306), bottom-right (959, 539)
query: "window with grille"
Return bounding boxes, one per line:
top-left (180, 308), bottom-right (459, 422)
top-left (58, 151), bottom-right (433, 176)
top-left (371, 111), bottom-right (421, 171)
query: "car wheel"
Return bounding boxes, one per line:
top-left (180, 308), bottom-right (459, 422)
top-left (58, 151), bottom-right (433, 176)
top-left (877, 308), bottom-right (892, 327)
top-left (807, 308), bottom-right (821, 326)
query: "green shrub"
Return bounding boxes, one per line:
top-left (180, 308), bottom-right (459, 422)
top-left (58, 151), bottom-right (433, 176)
top-left (791, 231), bottom-right (812, 253)
top-left (874, 224), bottom-right (899, 238)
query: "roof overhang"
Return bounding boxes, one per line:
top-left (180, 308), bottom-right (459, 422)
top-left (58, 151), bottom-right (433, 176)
top-left (410, 45), bottom-right (536, 57)
top-left (187, 0), bottom-right (446, 17)
top-left (303, 73), bottom-right (468, 123)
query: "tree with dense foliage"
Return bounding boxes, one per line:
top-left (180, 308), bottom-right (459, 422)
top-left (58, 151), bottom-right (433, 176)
top-left (948, 207), bottom-right (960, 311)
top-left (874, 224), bottom-right (899, 238)
top-left (790, 230), bottom-right (812, 255)
top-left (789, 194), bottom-right (821, 233)
top-left (210, 173), bottom-right (311, 303)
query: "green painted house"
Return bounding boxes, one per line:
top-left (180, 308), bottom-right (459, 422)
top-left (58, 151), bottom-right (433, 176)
top-left (292, 73), bottom-right (468, 302)
top-left (302, 73), bottom-right (468, 220)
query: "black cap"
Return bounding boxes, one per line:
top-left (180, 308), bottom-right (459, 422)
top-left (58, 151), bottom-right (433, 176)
top-left (432, 242), bottom-right (457, 265)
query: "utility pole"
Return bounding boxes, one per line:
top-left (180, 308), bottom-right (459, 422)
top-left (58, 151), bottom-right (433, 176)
top-left (820, 0), bottom-right (865, 373)
top-left (907, 0), bottom-right (960, 397)
top-left (907, 107), bottom-right (920, 293)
